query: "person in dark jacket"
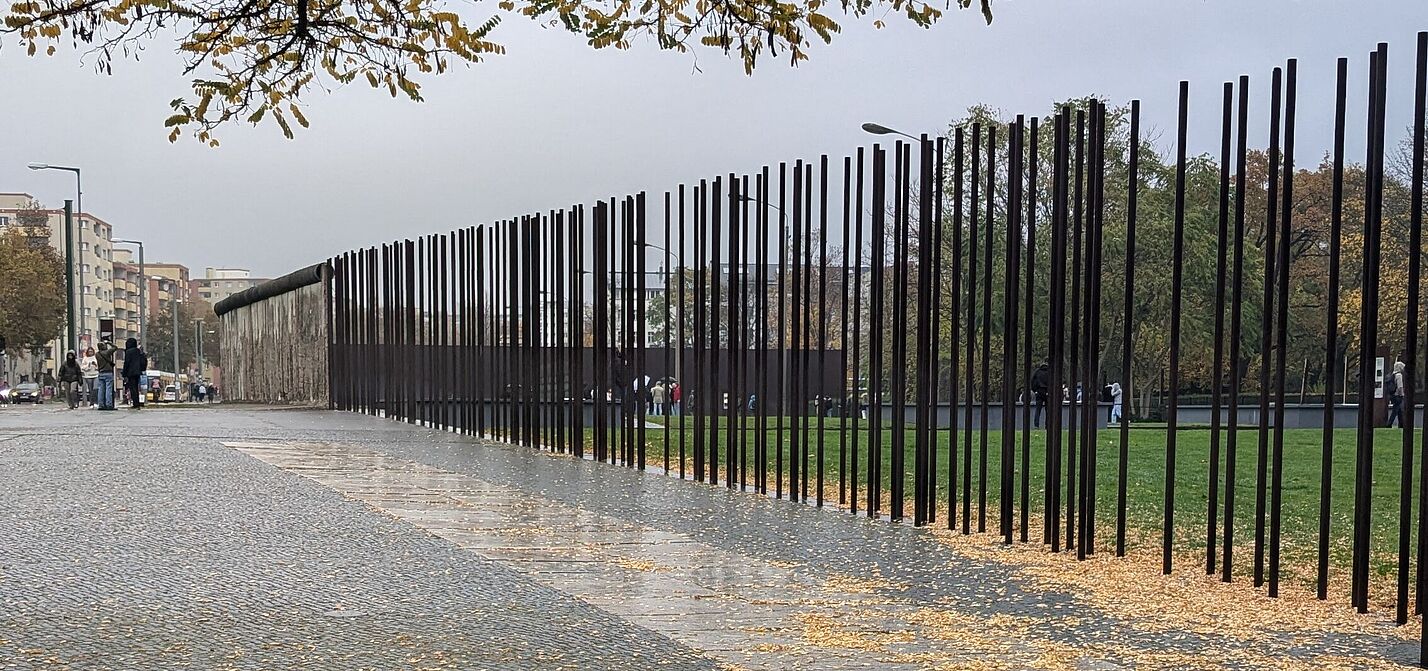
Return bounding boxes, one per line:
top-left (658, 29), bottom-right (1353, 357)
top-left (95, 341), bottom-right (117, 410)
top-left (121, 338), bottom-right (148, 410)
top-left (1030, 362), bottom-right (1051, 428)
top-left (58, 351), bottom-right (83, 409)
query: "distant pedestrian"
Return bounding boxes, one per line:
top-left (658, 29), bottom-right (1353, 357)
top-left (671, 381), bottom-right (682, 415)
top-left (80, 347), bottom-right (98, 407)
top-left (1030, 362), bottom-right (1050, 428)
top-left (197, 383), bottom-right (207, 403)
top-left (121, 338), bottom-right (148, 410)
top-left (1110, 381), bottom-right (1124, 424)
top-left (651, 381), bottom-right (667, 416)
top-left (95, 342), bottom-right (117, 410)
top-left (1388, 361), bottom-right (1407, 428)
top-left (58, 351), bottom-right (83, 409)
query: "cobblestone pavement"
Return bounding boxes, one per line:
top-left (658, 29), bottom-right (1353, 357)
top-left (0, 404), bottom-right (1417, 670)
top-left (0, 406), bottom-right (717, 671)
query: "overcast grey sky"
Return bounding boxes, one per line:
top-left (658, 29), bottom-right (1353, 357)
top-left (1, 0), bottom-right (1424, 277)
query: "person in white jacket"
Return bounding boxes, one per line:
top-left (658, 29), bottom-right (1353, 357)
top-left (80, 347), bottom-right (99, 408)
top-left (1109, 381), bottom-right (1124, 423)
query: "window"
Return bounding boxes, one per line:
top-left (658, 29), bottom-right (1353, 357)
top-left (81, 241), bottom-right (89, 252)
top-left (0, 216), bottom-right (9, 226)
top-left (81, 264), bottom-right (90, 275)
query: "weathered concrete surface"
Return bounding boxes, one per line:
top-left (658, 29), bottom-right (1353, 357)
top-left (218, 280), bottom-right (328, 405)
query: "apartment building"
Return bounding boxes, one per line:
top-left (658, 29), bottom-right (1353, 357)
top-left (193, 267), bottom-right (268, 305)
top-left (111, 248), bottom-right (144, 344)
top-left (144, 263), bottom-right (192, 322)
top-left (0, 192), bottom-right (115, 361)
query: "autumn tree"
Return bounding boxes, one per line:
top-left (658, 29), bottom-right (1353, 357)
top-left (145, 298), bottom-right (222, 375)
top-left (0, 228), bottom-right (66, 356)
top-left (922, 103), bottom-right (1425, 417)
top-left (3, 0), bottom-right (989, 144)
top-left (13, 199), bottom-right (52, 246)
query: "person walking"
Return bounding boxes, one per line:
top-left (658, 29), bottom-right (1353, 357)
top-left (1030, 362), bottom-right (1050, 428)
top-left (671, 381), bottom-right (682, 416)
top-left (1110, 381), bottom-right (1124, 423)
top-left (121, 338), bottom-right (148, 410)
top-left (80, 347), bottom-right (99, 407)
top-left (1388, 360), bottom-right (1407, 428)
top-left (95, 341), bottom-right (117, 410)
top-left (58, 351), bottom-right (83, 409)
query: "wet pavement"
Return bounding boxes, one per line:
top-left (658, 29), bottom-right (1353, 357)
top-left (0, 404), bottom-right (1415, 669)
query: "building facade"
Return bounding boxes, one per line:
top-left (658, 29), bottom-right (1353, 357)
top-left (0, 192), bottom-right (115, 368)
top-left (144, 263), bottom-right (191, 322)
top-left (112, 249), bottom-right (144, 344)
top-left (193, 267), bottom-right (268, 305)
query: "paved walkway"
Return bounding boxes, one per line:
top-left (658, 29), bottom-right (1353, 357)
top-left (0, 405), bottom-right (1416, 669)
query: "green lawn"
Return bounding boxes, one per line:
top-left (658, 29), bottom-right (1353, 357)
top-left (567, 415), bottom-right (1422, 595)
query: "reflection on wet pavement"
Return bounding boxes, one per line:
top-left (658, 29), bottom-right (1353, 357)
top-left (225, 440), bottom-right (985, 670)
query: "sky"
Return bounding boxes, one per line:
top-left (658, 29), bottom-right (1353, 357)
top-left (1, 0), bottom-right (1425, 278)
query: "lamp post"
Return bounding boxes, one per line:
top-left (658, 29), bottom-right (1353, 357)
top-left (62, 201), bottom-right (76, 358)
top-left (194, 319), bottom-right (202, 382)
top-left (639, 241), bottom-right (676, 354)
top-left (860, 122), bottom-right (921, 143)
top-left (112, 239), bottom-right (145, 345)
top-left (28, 163), bottom-right (84, 346)
top-left (170, 287), bottom-right (180, 379)
top-left (194, 320), bottom-right (215, 382)
top-left (152, 276), bottom-right (180, 379)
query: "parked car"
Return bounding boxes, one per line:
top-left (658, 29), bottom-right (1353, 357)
top-left (9, 382), bottom-right (42, 404)
top-left (161, 385), bottom-right (178, 403)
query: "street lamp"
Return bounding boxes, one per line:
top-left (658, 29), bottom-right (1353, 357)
top-left (112, 238), bottom-right (146, 346)
top-left (860, 122), bottom-right (921, 143)
top-left (194, 320), bottom-right (215, 383)
top-left (639, 242), bottom-right (677, 353)
top-left (737, 194), bottom-right (786, 214)
top-left (28, 163), bottom-right (85, 346)
top-left (153, 276), bottom-right (180, 377)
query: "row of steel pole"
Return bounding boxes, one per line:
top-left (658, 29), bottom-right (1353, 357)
top-left (325, 32), bottom-right (1428, 661)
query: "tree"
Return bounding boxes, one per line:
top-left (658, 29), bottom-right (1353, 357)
top-left (0, 228), bottom-right (66, 356)
top-left (924, 103), bottom-right (1425, 417)
top-left (145, 298), bottom-right (221, 375)
top-left (4, 0), bottom-right (988, 144)
top-left (12, 199), bottom-right (54, 250)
